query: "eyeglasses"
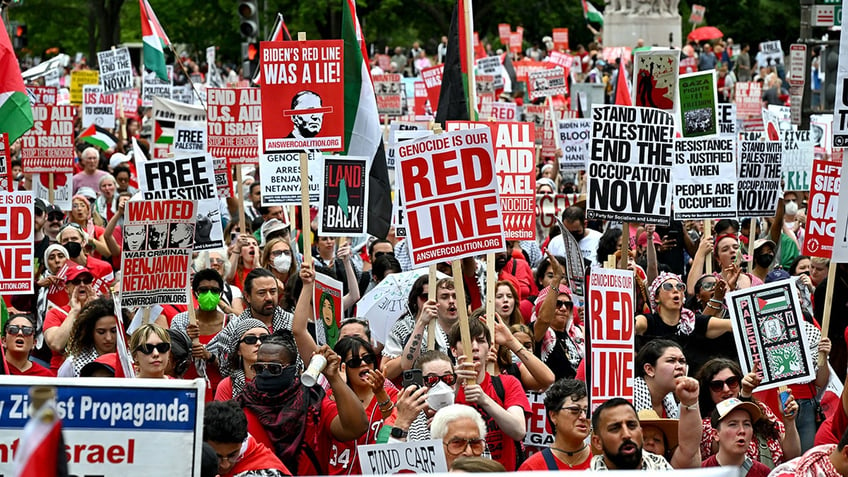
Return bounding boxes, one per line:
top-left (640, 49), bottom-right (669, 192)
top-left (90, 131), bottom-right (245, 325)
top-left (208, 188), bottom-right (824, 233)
top-left (556, 300), bottom-right (573, 309)
top-left (700, 280), bottom-right (717, 291)
top-left (345, 354), bottom-right (377, 368)
top-left (6, 325), bottom-right (34, 336)
top-left (239, 334), bottom-right (270, 345)
top-left (197, 286), bottom-right (222, 294)
top-left (270, 249), bottom-right (292, 258)
top-left (47, 212), bottom-right (64, 222)
top-left (374, 251), bottom-right (394, 259)
top-left (661, 282), bottom-right (686, 292)
top-left (251, 362), bottom-right (290, 375)
top-left (560, 405), bottom-right (590, 416)
top-left (135, 342), bottom-right (171, 355)
top-left (709, 376), bottom-right (740, 392)
top-left (445, 437), bottom-right (485, 456)
top-left (424, 373), bottom-right (457, 387)
top-left (69, 276), bottom-right (94, 286)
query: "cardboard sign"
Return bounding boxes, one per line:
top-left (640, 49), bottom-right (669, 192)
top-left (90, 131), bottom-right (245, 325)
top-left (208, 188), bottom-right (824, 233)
top-left (373, 74), bottom-right (403, 117)
top-left (803, 159), bottom-right (842, 258)
top-left (0, 376), bottom-right (204, 476)
top-left (207, 88), bottom-right (261, 164)
top-left (490, 101), bottom-right (517, 121)
top-left (587, 268), bottom-right (635, 412)
top-left (26, 86), bottom-right (56, 106)
top-left (678, 71), bottom-right (718, 137)
top-left (259, 151), bottom-right (322, 205)
top-left (0, 134), bottom-right (12, 192)
top-left (781, 130), bottom-right (815, 191)
top-left (397, 128), bottom-right (505, 266)
top-left (476, 56), bottom-right (504, 90)
top-left (0, 192), bottom-right (34, 294)
top-left (421, 65), bottom-right (444, 112)
top-left (524, 390), bottom-right (553, 447)
top-left (97, 47), bottom-right (134, 94)
top-left (69, 70), bottom-right (99, 105)
top-left (446, 122), bottom-right (536, 240)
top-left (738, 133), bottom-right (783, 217)
top-left (82, 85), bottom-right (116, 129)
top-left (632, 50), bottom-right (678, 112)
top-left (358, 439), bottom-right (448, 474)
top-left (734, 82), bottom-right (764, 131)
top-left (152, 96), bottom-right (207, 159)
top-left (552, 28), bottom-right (569, 51)
top-left (717, 103), bottom-right (737, 137)
top-left (319, 156), bottom-right (370, 236)
top-left (19, 105), bottom-right (75, 173)
top-left (142, 66), bottom-right (173, 107)
top-left (528, 67), bottom-right (567, 100)
top-left (558, 119), bottom-right (592, 173)
top-left (259, 40), bottom-right (345, 152)
top-left (121, 200), bottom-right (196, 306)
top-left (726, 280), bottom-right (816, 391)
top-left (33, 172), bottom-right (72, 210)
top-left (314, 272), bottom-right (344, 348)
top-left (672, 137), bottom-right (737, 220)
top-left (587, 105), bottom-right (674, 225)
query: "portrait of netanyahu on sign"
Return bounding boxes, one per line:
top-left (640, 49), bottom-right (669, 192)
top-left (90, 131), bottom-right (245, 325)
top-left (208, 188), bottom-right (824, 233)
top-left (123, 225), bottom-right (147, 251)
top-left (286, 90), bottom-right (325, 139)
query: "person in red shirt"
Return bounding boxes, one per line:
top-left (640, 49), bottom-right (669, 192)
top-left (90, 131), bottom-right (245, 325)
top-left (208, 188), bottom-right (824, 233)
top-left (4, 314), bottom-right (54, 377)
top-left (702, 398), bottom-right (772, 477)
top-left (43, 265), bottom-right (97, 371)
top-left (58, 223), bottom-right (114, 289)
top-left (520, 379), bottom-right (591, 470)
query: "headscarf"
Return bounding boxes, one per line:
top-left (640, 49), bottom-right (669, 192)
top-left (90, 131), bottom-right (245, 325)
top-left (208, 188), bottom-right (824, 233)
top-left (536, 177), bottom-right (556, 192)
top-left (532, 284), bottom-right (584, 366)
top-left (43, 244), bottom-right (69, 270)
top-left (227, 318), bottom-right (270, 398)
top-left (648, 272), bottom-right (696, 335)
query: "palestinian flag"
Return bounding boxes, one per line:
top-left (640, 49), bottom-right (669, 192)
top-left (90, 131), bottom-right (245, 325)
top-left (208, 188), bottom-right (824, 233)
top-left (0, 17), bottom-right (33, 144)
top-left (13, 398), bottom-right (68, 476)
top-left (252, 13), bottom-right (293, 85)
top-left (435, 0), bottom-right (477, 125)
top-left (757, 289), bottom-right (789, 313)
top-left (140, 0), bottom-right (171, 81)
top-left (342, 0), bottom-right (392, 238)
top-left (582, 0), bottom-right (604, 26)
top-left (78, 124), bottom-right (118, 151)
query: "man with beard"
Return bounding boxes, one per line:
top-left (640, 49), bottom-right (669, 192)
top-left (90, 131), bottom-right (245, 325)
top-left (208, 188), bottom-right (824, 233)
top-left (546, 207), bottom-right (602, 267)
top-left (591, 398), bottom-right (673, 470)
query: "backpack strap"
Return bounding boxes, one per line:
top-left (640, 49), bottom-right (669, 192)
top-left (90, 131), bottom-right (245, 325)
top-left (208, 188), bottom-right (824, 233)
top-left (541, 447), bottom-right (559, 471)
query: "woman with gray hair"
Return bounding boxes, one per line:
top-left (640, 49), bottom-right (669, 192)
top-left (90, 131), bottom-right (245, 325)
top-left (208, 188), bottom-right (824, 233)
top-left (431, 404), bottom-right (487, 470)
top-left (194, 248), bottom-right (243, 315)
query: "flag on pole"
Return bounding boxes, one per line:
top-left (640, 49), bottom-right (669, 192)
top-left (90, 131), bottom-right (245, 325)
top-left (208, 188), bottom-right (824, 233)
top-left (582, 0), bottom-right (605, 26)
top-left (78, 124), bottom-right (118, 150)
top-left (252, 13), bottom-right (293, 85)
top-left (342, 0), bottom-right (392, 239)
top-left (615, 60), bottom-right (632, 106)
top-left (12, 395), bottom-right (68, 477)
top-left (435, 0), bottom-right (477, 125)
top-left (140, 0), bottom-right (171, 81)
top-left (0, 17), bottom-right (33, 145)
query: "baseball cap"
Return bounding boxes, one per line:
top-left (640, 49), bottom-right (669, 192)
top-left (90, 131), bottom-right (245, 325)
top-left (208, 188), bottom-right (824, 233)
top-left (753, 238), bottom-right (776, 252)
top-left (109, 152), bottom-right (128, 170)
top-left (35, 198), bottom-right (47, 213)
top-left (637, 231), bottom-right (663, 248)
top-left (65, 265), bottom-right (93, 282)
top-left (260, 218), bottom-right (289, 247)
top-left (766, 268), bottom-right (791, 283)
top-left (710, 398), bottom-right (762, 429)
top-left (80, 352), bottom-right (124, 378)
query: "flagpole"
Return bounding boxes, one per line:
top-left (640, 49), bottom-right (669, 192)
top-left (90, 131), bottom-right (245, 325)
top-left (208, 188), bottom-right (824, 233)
top-left (167, 44), bottom-right (206, 107)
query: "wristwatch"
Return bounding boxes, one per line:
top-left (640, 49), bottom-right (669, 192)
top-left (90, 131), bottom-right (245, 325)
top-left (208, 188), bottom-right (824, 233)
top-left (390, 426), bottom-right (408, 439)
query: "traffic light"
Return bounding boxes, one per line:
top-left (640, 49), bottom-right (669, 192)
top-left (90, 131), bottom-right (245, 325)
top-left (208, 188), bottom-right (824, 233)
top-left (823, 44), bottom-right (840, 111)
top-left (238, 0), bottom-right (259, 40)
top-left (11, 23), bottom-right (26, 49)
top-left (242, 41), bottom-right (260, 79)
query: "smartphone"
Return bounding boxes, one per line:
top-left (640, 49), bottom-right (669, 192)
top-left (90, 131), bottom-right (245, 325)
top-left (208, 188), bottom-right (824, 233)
top-left (402, 369), bottom-right (424, 389)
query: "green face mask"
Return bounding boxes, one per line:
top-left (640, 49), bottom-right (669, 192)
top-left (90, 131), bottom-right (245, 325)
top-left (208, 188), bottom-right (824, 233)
top-left (197, 291), bottom-right (221, 311)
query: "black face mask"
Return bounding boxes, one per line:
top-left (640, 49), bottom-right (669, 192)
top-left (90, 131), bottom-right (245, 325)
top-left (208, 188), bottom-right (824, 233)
top-left (254, 365), bottom-right (297, 392)
top-left (756, 253), bottom-right (774, 268)
top-left (64, 241), bottom-right (82, 258)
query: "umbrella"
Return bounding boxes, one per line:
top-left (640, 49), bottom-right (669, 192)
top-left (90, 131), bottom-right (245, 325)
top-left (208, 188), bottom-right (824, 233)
top-left (356, 268), bottom-right (449, 346)
top-left (688, 26), bottom-right (723, 42)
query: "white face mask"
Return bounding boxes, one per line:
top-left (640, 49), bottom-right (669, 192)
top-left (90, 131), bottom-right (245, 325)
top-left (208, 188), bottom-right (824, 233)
top-left (273, 254), bottom-right (292, 273)
top-left (427, 380), bottom-right (455, 411)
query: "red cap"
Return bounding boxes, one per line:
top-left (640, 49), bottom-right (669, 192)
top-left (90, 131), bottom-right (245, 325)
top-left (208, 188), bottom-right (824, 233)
top-left (65, 265), bottom-right (93, 282)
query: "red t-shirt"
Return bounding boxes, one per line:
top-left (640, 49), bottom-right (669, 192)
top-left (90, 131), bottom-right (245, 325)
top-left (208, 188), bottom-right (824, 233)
top-left (8, 361), bottom-right (55, 377)
top-left (702, 454), bottom-right (770, 477)
top-left (43, 305), bottom-right (71, 370)
top-left (455, 373), bottom-right (530, 471)
top-left (519, 448), bottom-right (591, 471)
top-left (222, 435), bottom-right (291, 477)
top-left (326, 387), bottom-right (398, 475)
top-left (816, 399), bottom-right (848, 446)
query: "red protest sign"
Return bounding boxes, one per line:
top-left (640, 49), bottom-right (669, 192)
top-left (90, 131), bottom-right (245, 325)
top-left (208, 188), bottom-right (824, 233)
top-left (421, 65), bottom-right (444, 112)
top-left (26, 86), bottom-right (57, 106)
top-left (588, 268), bottom-right (635, 412)
top-left (117, 89), bottom-right (140, 120)
top-left (512, 59), bottom-right (548, 83)
top-left (0, 191), bottom-right (35, 294)
top-left (447, 121), bottom-right (536, 240)
top-left (473, 32), bottom-right (486, 60)
top-left (207, 88), bottom-right (261, 164)
top-left (546, 51), bottom-right (574, 70)
top-left (509, 32), bottom-right (523, 54)
top-left (498, 23), bottom-right (511, 46)
top-left (259, 40), bottom-right (344, 152)
top-left (397, 129), bottom-right (505, 267)
top-left (414, 82), bottom-right (429, 116)
top-left (552, 28), bottom-right (569, 51)
top-left (803, 159), bottom-right (842, 258)
top-left (19, 105), bottom-right (75, 173)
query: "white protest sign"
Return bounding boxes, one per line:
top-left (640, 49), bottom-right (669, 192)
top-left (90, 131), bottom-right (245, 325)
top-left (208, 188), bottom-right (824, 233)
top-left (172, 84), bottom-right (196, 105)
top-left (151, 96), bottom-right (207, 159)
top-left (672, 137), bottom-right (737, 220)
top-left (142, 66), bottom-right (172, 107)
top-left (259, 151), bottom-right (322, 205)
top-left (490, 101), bottom-right (517, 121)
top-left (173, 122), bottom-right (206, 155)
top-left (33, 173), bottom-right (72, 210)
top-left (475, 56), bottom-right (504, 90)
top-left (717, 103), bottom-right (737, 137)
top-left (358, 439), bottom-right (448, 474)
top-left (524, 390), bottom-right (553, 447)
top-left (758, 40), bottom-right (785, 67)
top-left (832, 159), bottom-right (848, 262)
top-left (737, 132), bottom-right (783, 217)
top-left (0, 376), bottom-right (205, 476)
top-left (387, 122), bottom-right (431, 170)
top-left (834, 23), bottom-right (848, 147)
top-left (81, 85), bottom-right (116, 129)
top-left (528, 67), bottom-right (567, 100)
top-left (781, 130), bottom-right (814, 191)
top-left (558, 119), bottom-right (591, 173)
top-left (97, 47), bottom-right (133, 94)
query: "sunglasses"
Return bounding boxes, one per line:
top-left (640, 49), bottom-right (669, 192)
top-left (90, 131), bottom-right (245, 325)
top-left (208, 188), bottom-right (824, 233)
top-left (197, 287), bottom-right (222, 294)
top-left (48, 212), bottom-right (65, 221)
top-left (346, 354), bottom-right (377, 368)
top-left (251, 362), bottom-right (289, 375)
top-left (709, 375), bottom-right (740, 392)
top-left (661, 282), bottom-right (686, 292)
top-left (239, 334), bottom-right (270, 345)
top-left (6, 325), bottom-right (34, 336)
top-left (69, 276), bottom-right (94, 286)
top-left (424, 373), bottom-right (457, 387)
top-left (556, 300), bottom-right (573, 309)
top-left (135, 342), bottom-right (171, 355)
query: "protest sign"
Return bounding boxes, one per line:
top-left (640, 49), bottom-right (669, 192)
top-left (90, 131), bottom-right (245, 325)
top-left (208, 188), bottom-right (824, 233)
top-left (19, 105), bottom-right (75, 173)
top-left (735, 82), bottom-right (764, 131)
top-left (206, 87), bottom-right (260, 164)
top-left (82, 85), bottom-right (116, 129)
top-left (803, 159), bottom-right (841, 258)
top-left (152, 96), bottom-right (207, 159)
top-left (178, 120), bottom-right (234, 199)
top-left (737, 133), bottom-right (783, 217)
top-left (121, 200), bottom-right (196, 306)
top-left (373, 74), bottom-right (403, 116)
top-left (680, 56), bottom-right (697, 75)
top-left (536, 193), bottom-right (581, 230)
top-left (761, 107), bottom-right (782, 141)
top-left (413, 81), bottom-right (429, 116)
top-left (314, 272), bottom-right (344, 348)
top-left (0, 192), bottom-right (34, 294)
top-left (319, 156), bottom-right (370, 236)
top-left (758, 40), bottom-right (784, 67)
top-left (447, 121), bottom-right (536, 240)
top-left (587, 105), bottom-right (675, 225)
top-left (632, 50), bottom-right (678, 112)
top-left (586, 268), bottom-right (635, 412)
top-left (421, 65), bottom-right (444, 112)
top-left (172, 84), bottom-right (196, 105)
top-left (26, 86), bottom-right (56, 106)
top-left (118, 89), bottom-right (140, 121)
top-left (552, 28), bottom-right (569, 51)
top-left (259, 40), bottom-right (345, 152)
top-left (70, 70), bottom-right (99, 105)
top-left (528, 67), bottom-right (567, 100)
top-left (672, 137), bottom-right (737, 220)
top-left (498, 23), bottom-right (511, 46)
top-left (33, 173), bottom-right (72, 210)
top-left (545, 51), bottom-right (575, 70)
top-left (524, 104), bottom-right (558, 157)
top-left (678, 71), bottom-right (718, 137)
top-left (476, 56), bottom-right (504, 90)
top-left (811, 113), bottom-right (832, 152)
top-left (512, 59), bottom-right (547, 83)
top-left (0, 134), bottom-right (11, 192)
top-left (524, 391), bottom-right (553, 447)
top-left (387, 122), bottom-right (431, 170)
top-left (397, 128), bottom-right (505, 266)
top-left (690, 4), bottom-right (706, 23)
top-left (601, 47), bottom-right (632, 65)
top-left (259, 151), bottom-right (322, 205)
top-left (97, 47), bottom-right (133, 94)
top-left (476, 74), bottom-right (496, 100)
top-left (726, 280), bottom-right (816, 391)
top-left (781, 130), bottom-right (814, 191)
top-left (832, 160), bottom-right (848, 262)
top-left (490, 101), bottom-right (517, 121)
top-left (358, 439), bottom-right (448, 474)
top-left (571, 82), bottom-right (606, 116)
top-left (0, 376), bottom-right (204, 476)
top-left (717, 103), bottom-right (737, 137)
top-left (509, 31), bottom-right (523, 53)
top-left (558, 119), bottom-right (592, 173)
top-left (142, 66), bottom-right (173, 107)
